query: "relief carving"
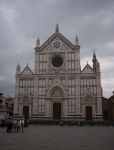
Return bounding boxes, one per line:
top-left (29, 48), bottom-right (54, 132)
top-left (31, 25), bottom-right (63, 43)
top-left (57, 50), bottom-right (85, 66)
top-left (85, 95), bottom-right (92, 103)
top-left (52, 89), bottom-right (63, 97)
top-left (21, 96), bottom-right (30, 104)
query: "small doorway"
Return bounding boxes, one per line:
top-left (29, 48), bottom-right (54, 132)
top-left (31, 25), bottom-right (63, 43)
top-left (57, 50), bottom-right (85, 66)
top-left (23, 106), bottom-right (29, 119)
top-left (86, 106), bottom-right (92, 120)
top-left (53, 102), bottom-right (61, 119)
top-left (103, 111), bottom-right (109, 120)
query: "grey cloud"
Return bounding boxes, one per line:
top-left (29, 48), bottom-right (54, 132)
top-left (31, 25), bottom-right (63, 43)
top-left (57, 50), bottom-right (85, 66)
top-left (0, 0), bottom-right (114, 97)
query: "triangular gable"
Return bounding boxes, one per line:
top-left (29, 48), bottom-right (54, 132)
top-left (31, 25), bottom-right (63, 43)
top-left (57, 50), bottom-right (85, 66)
top-left (20, 89), bottom-right (31, 104)
top-left (82, 64), bottom-right (94, 73)
top-left (21, 66), bottom-right (33, 75)
top-left (48, 76), bottom-right (65, 90)
top-left (82, 88), bottom-right (95, 104)
top-left (46, 38), bottom-right (69, 51)
top-left (61, 44), bottom-right (69, 50)
top-left (40, 32), bottom-right (75, 51)
top-left (84, 87), bottom-right (94, 96)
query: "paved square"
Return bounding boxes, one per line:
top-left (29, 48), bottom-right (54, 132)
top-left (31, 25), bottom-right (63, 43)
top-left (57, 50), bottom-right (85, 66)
top-left (0, 125), bottom-right (114, 150)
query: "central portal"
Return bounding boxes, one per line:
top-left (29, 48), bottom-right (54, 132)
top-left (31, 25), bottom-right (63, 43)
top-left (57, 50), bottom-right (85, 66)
top-left (51, 88), bottom-right (63, 120)
top-left (23, 106), bottom-right (29, 119)
top-left (53, 102), bottom-right (61, 119)
top-left (86, 106), bottom-right (92, 120)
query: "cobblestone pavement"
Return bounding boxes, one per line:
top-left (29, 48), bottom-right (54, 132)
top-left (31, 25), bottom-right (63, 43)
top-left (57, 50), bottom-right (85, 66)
top-left (0, 125), bottom-right (114, 150)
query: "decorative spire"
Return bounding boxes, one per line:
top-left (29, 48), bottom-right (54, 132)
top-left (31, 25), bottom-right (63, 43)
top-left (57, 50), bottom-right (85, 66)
top-left (16, 63), bottom-right (21, 74)
top-left (75, 35), bottom-right (79, 45)
top-left (93, 50), bottom-right (96, 59)
top-left (17, 63), bottom-right (21, 70)
top-left (55, 24), bottom-right (59, 33)
top-left (92, 50), bottom-right (97, 72)
top-left (36, 37), bottom-right (40, 47)
top-left (17, 63), bottom-right (20, 67)
top-left (96, 60), bottom-right (100, 72)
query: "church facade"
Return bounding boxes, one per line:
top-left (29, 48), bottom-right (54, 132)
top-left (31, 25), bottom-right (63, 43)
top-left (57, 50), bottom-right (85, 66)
top-left (13, 25), bottom-right (103, 121)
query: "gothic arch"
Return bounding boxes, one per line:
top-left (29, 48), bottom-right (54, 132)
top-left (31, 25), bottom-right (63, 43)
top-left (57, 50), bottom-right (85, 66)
top-left (82, 88), bottom-right (95, 104)
top-left (20, 95), bottom-right (31, 104)
top-left (50, 86), bottom-right (64, 120)
top-left (47, 86), bottom-right (66, 97)
top-left (51, 89), bottom-right (63, 97)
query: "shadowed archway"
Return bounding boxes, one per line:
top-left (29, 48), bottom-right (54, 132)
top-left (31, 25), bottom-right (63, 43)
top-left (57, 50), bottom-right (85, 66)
top-left (51, 89), bottom-right (63, 120)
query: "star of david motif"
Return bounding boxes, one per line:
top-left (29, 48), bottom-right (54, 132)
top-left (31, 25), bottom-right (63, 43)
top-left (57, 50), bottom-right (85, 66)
top-left (53, 42), bottom-right (60, 48)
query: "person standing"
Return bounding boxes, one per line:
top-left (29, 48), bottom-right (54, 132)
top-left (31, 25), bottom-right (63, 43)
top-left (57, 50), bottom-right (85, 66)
top-left (21, 119), bottom-right (24, 133)
top-left (12, 119), bottom-right (17, 132)
top-left (6, 119), bottom-right (10, 133)
top-left (16, 119), bottom-right (21, 133)
top-left (9, 120), bottom-right (13, 132)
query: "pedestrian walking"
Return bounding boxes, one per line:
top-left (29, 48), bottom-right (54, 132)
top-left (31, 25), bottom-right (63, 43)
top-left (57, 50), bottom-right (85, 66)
top-left (16, 119), bottom-right (21, 133)
top-left (21, 119), bottom-right (24, 133)
top-left (6, 119), bottom-right (13, 133)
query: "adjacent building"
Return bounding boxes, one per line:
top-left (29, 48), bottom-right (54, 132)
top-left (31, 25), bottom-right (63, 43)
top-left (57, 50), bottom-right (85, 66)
top-left (0, 93), bottom-right (7, 119)
top-left (102, 92), bottom-right (114, 121)
top-left (13, 25), bottom-right (103, 121)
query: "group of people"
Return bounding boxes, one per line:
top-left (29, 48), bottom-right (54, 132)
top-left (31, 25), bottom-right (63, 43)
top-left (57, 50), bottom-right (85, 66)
top-left (6, 118), bottom-right (25, 133)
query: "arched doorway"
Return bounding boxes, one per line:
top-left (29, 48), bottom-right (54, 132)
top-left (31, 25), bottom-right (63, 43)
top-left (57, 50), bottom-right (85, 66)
top-left (51, 89), bottom-right (63, 120)
top-left (23, 106), bottom-right (29, 119)
top-left (86, 106), bottom-right (92, 120)
top-left (21, 96), bottom-right (30, 120)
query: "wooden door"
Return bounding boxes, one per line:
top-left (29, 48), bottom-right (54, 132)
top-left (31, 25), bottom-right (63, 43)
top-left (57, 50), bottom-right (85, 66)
top-left (23, 106), bottom-right (29, 119)
top-left (86, 106), bottom-right (92, 120)
top-left (103, 111), bottom-right (109, 120)
top-left (53, 102), bottom-right (61, 119)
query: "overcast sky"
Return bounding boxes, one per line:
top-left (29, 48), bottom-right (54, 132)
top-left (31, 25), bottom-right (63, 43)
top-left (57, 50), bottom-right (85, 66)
top-left (0, 0), bottom-right (114, 98)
